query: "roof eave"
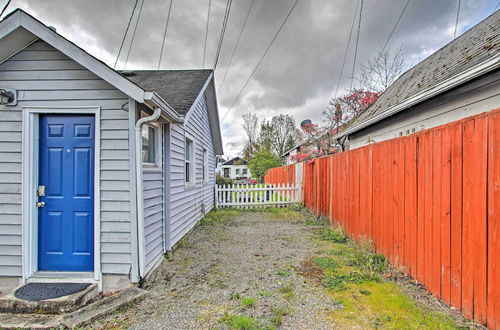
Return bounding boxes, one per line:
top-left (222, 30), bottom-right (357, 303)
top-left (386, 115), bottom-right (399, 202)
top-left (0, 10), bottom-right (146, 102)
top-left (143, 91), bottom-right (184, 123)
top-left (334, 53), bottom-right (500, 140)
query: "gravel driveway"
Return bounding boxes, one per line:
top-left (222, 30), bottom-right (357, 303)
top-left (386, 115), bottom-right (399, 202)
top-left (97, 210), bottom-right (338, 329)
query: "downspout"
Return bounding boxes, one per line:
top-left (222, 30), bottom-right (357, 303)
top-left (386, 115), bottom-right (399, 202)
top-left (134, 107), bottom-right (161, 279)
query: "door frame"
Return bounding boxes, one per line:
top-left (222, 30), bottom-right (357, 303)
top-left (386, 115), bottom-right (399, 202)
top-left (21, 106), bottom-right (101, 283)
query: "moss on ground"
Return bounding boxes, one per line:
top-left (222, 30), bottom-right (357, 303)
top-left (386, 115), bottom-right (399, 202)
top-left (312, 224), bottom-right (458, 329)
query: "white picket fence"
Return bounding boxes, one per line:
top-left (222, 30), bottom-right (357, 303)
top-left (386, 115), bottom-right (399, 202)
top-left (215, 183), bottom-right (302, 208)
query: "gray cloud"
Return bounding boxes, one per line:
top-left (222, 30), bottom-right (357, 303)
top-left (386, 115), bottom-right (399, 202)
top-left (8, 0), bottom-right (498, 157)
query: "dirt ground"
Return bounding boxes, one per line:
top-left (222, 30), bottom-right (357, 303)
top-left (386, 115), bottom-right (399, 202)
top-left (94, 209), bottom-right (479, 329)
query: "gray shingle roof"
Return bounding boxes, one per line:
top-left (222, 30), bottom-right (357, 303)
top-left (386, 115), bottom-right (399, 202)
top-left (120, 70), bottom-right (213, 115)
top-left (350, 10), bottom-right (500, 129)
top-left (223, 157), bottom-right (247, 166)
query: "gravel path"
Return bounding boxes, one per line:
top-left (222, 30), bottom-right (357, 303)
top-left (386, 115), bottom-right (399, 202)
top-left (98, 211), bottom-right (338, 329)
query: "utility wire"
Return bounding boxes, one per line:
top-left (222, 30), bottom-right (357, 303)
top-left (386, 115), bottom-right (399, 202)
top-left (494, 0), bottom-right (500, 12)
top-left (114, 0), bottom-right (139, 69)
top-left (213, 0), bottom-right (233, 70)
top-left (218, 0), bottom-right (256, 92)
top-left (124, 0), bottom-right (145, 69)
top-left (350, 0), bottom-right (363, 90)
top-left (382, 0), bottom-right (410, 51)
top-left (453, 0), bottom-right (461, 39)
top-left (203, 0), bottom-right (212, 68)
top-left (158, 0), bottom-right (174, 69)
top-left (334, 0), bottom-right (360, 99)
top-left (0, 0), bottom-right (12, 19)
top-left (221, 0), bottom-right (301, 122)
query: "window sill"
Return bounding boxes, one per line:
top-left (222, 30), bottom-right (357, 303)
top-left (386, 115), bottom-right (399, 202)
top-left (185, 182), bottom-right (196, 190)
top-left (143, 164), bottom-right (162, 173)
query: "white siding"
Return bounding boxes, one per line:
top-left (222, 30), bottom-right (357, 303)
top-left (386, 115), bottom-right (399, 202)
top-left (169, 95), bottom-right (216, 247)
top-left (0, 41), bottom-right (132, 277)
top-left (143, 169), bottom-right (164, 274)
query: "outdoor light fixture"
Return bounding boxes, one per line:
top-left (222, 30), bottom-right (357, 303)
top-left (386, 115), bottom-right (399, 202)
top-left (0, 89), bottom-right (17, 106)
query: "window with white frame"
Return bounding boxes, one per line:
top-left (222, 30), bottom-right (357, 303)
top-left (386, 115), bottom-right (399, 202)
top-left (236, 168), bottom-right (241, 175)
top-left (142, 124), bottom-right (157, 165)
top-left (202, 148), bottom-right (208, 183)
top-left (185, 137), bottom-right (194, 183)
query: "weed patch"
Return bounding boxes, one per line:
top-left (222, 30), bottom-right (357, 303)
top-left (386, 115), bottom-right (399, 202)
top-left (315, 227), bottom-right (348, 243)
top-left (229, 292), bottom-right (241, 300)
top-left (279, 285), bottom-right (295, 300)
top-left (221, 313), bottom-right (259, 330)
top-left (200, 209), bottom-right (239, 226)
top-left (276, 269), bottom-right (292, 277)
top-left (270, 307), bottom-right (290, 326)
top-left (241, 297), bottom-right (256, 308)
top-left (258, 290), bottom-right (273, 297)
top-left (312, 257), bottom-right (338, 271)
top-left (309, 222), bottom-right (459, 328)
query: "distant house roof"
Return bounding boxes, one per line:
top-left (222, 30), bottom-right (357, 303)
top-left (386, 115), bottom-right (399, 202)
top-left (336, 10), bottom-right (500, 139)
top-left (121, 70), bottom-right (213, 116)
top-left (222, 157), bottom-right (248, 166)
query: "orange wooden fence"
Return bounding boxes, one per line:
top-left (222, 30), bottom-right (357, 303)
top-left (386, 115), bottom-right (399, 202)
top-left (265, 109), bottom-right (500, 328)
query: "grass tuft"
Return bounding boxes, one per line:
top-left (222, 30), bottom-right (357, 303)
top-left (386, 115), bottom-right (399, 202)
top-left (200, 209), bottom-right (239, 226)
top-left (221, 313), bottom-right (259, 330)
top-left (258, 290), bottom-right (273, 297)
top-left (315, 227), bottom-right (348, 243)
top-left (229, 292), bottom-right (241, 300)
top-left (270, 307), bottom-right (290, 326)
top-left (276, 269), bottom-right (292, 277)
top-left (241, 297), bottom-right (256, 308)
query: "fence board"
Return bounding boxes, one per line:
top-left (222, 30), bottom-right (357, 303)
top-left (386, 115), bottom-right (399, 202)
top-left (265, 108), bottom-right (500, 327)
top-left (488, 111), bottom-right (500, 329)
top-left (441, 126), bottom-right (452, 305)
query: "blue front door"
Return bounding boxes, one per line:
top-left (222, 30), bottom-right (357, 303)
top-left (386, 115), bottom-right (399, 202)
top-left (38, 115), bottom-right (95, 271)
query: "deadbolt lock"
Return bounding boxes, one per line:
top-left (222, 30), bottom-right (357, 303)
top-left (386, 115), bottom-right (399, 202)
top-left (36, 201), bottom-right (45, 208)
top-left (37, 186), bottom-right (45, 196)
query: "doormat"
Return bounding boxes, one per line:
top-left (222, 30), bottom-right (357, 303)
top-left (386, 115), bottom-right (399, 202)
top-left (14, 283), bottom-right (91, 301)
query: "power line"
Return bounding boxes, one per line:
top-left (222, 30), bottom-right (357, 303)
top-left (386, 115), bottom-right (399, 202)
top-left (213, 0), bottom-right (233, 70)
top-left (221, 0), bottom-right (301, 122)
top-left (350, 0), bottom-right (363, 90)
top-left (494, 0), bottom-right (500, 12)
top-left (124, 0), bottom-right (145, 69)
top-left (453, 0), bottom-right (461, 39)
top-left (334, 0), bottom-right (360, 99)
top-left (218, 0), bottom-right (256, 92)
top-left (114, 0), bottom-right (139, 69)
top-left (203, 0), bottom-right (212, 68)
top-left (382, 0), bottom-right (410, 51)
top-left (0, 0), bottom-right (12, 19)
top-left (158, 0), bottom-right (174, 69)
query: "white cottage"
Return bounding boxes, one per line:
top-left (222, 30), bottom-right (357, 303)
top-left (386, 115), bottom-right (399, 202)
top-left (218, 157), bottom-right (251, 180)
top-left (0, 10), bottom-right (223, 292)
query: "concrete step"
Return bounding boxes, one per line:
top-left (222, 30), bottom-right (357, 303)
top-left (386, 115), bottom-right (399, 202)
top-left (0, 287), bottom-right (147, 329)
top-left (0, 283), bottom-right (98, 314)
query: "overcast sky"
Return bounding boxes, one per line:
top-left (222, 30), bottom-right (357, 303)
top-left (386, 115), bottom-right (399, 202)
top-left (4, 0), bottom-right (498, 158)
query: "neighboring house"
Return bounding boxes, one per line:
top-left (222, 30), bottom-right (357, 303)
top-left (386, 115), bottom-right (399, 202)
top-left (333, 11), bottom-right (499, 149)
top-left (215, 155), bottom-right (226, 173)
top-left (218, 157), bottom-right (251, 179)
top-left (0, 10), bottom-right (223, 292)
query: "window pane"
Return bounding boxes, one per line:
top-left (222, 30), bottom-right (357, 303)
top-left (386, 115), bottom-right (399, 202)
top-left (148, 127), bottom-right (155, 163)
top-left (142, 125), bottom-right (149, 163)
top-left (185, 140), bottom-right (191, 161)
top-left (185, 162), bottom-right (190, 182)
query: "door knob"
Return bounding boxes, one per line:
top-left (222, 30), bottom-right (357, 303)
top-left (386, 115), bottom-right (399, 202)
top-left (36, 201), bottom-right (45, 208)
